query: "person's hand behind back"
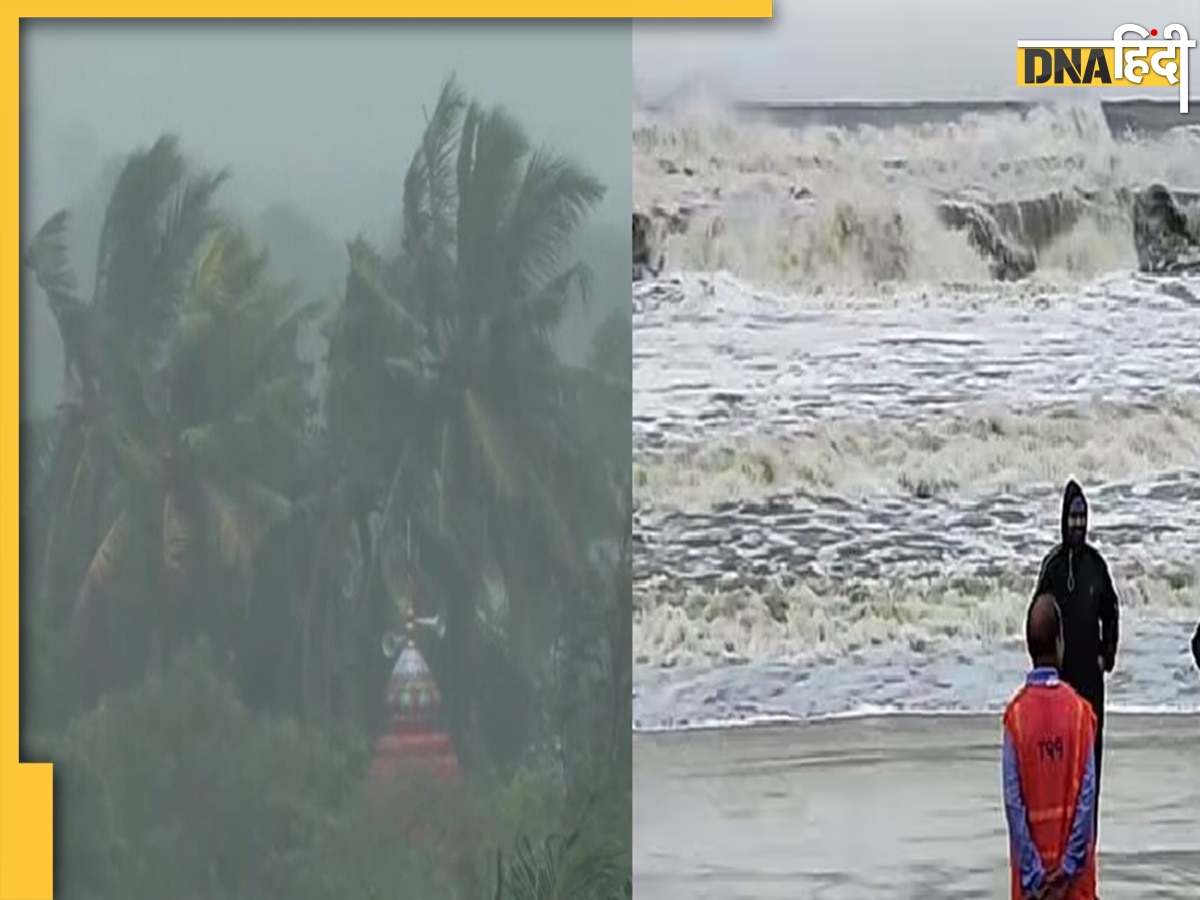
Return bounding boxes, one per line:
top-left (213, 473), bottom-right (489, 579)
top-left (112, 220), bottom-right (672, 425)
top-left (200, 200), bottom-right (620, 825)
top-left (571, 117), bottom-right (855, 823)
top-left (1031, 869), bottom-right (1069, 900)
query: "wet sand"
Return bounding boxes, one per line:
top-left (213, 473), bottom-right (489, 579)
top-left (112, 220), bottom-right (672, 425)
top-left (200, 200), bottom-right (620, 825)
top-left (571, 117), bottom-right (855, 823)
top-left (634, 713), bottom-right (1200, 899)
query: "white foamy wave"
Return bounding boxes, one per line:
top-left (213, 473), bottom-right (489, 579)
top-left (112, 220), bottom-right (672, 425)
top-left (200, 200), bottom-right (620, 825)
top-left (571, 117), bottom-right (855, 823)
top-left (634, 101), bottom-right (1200, 289)
top-left (634, 395), bottom-right (1200, 511)
top-left (632, 611), bottom-right (1200, 732)
top-left (634, 566), bottom-right (1199, 669)
top-left (633, 269), bottom-right (1200, 444)
top-left (633, 266), bottom-right (1200, 314)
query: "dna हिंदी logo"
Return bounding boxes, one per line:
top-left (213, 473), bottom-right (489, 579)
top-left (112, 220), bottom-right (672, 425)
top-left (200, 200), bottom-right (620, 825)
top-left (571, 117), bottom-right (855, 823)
top-left (1016, 23), bottom-right (1195, 113)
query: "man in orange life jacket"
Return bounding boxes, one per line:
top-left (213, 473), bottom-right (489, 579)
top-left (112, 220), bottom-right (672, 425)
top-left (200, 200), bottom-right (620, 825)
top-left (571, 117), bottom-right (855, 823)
top-left (1003, 593), bottom-right (1098, 900)
top-left (1034, 480), bottom-right (1118, 839)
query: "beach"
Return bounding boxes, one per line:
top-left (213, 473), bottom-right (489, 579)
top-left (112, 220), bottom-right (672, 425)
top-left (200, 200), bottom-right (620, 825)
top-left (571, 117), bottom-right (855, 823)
top-left (631, 97), bottom-right (1200, 897)
top-left (634, 713), bottom-right (1200, 899)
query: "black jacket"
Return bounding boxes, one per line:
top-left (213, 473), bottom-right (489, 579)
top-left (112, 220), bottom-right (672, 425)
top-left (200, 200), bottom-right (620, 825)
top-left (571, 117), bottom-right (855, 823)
top-left (1033, 480), bottom-right (1120, 707)
top-left (1192, 619), bottom-right (1200, 671)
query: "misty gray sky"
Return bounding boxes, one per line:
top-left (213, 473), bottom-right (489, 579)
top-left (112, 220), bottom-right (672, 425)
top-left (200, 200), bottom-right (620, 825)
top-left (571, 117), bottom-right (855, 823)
top-left (24, 22), bottom-right (631, 238)
top-left (635, 0), bottom-right (1196, 102)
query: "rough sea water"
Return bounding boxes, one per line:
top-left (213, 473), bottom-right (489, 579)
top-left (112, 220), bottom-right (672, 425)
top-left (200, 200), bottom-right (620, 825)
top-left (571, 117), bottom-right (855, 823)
top-left (631, 100), bottom-right (1200, 733)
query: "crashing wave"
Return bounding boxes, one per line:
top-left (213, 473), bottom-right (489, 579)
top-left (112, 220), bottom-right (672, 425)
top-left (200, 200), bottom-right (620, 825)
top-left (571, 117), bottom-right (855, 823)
top-left (633, 101), bottom-right (1200, 288)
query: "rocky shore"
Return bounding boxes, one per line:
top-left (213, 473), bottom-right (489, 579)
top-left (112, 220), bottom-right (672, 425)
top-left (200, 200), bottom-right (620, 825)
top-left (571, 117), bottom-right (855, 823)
top-left (633, 183), bottom-right (1200, 283)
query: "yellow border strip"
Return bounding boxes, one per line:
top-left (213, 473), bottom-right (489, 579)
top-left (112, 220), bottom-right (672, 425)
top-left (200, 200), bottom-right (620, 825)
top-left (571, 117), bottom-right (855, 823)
top-left (3, 13), bottom-right (51, 899)
top-left (14, 2), bottom-right (771, 16)
top-left (2, 8), bottom-right (770, 900)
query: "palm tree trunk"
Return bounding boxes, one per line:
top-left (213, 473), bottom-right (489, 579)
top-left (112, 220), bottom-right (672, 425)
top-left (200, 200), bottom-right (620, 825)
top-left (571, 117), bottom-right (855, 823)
top-left (319, 597), bottom-right (333, 728)
top-left (300, 603), bottom-right (312, 722)
top-left (444, 590), bottom-right (474, 760)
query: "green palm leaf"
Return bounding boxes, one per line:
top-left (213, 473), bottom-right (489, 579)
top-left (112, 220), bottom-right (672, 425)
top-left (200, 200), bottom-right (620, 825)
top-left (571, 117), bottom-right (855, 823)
top-left (76, 508), bottom-right (132, 615)
top-left (93, 134), bottom-right (227, 365)
top-left (200, 480), bottom-right (292, 575)
top-left (24, 209), bottom-right (79, 304)
top-left (24, 209), bottom-right (95, 393)
top-left (504, 149), bottom-right (605, 299)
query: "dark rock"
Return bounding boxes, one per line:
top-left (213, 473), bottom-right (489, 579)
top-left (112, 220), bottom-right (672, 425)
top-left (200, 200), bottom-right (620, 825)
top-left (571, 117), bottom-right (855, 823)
top-left (633, 203), bottom-right (709, 282)
top-left (936, 190), bottom-right (1086, 281)
top-left (1131, 183), bottom-right (1200, 274)
top-left (654, 158), bottom-right (696, 178)
top-left (633, 211), bottom-right (664, 282)
top-left (938, 184), bottom-right (1200, 280)
top-left (936, 200), bottom-right (1031, 281)
top-left (650, 202), bottom-right (694, 236)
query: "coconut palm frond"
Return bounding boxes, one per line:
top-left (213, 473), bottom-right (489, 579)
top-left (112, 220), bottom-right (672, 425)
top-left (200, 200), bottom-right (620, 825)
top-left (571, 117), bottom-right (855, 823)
top-left (505, 149), bottom-right (605, 296)
top-left (201, 480), bottom-right (292, 574)
top-left (92, 134), bottom-right (188, 314)
top-left (24, 209), bottom-right (80, 304)
top-left (75, 508), bottom-right (133, 616)
top-left (402, 76), bottom-right (467, 259)
top-left (502, 261), bottom-right (594, 339)
top-left (94, 135), bottom-right (227, 364)
top-left (455, 105), bottom-right (530, 313)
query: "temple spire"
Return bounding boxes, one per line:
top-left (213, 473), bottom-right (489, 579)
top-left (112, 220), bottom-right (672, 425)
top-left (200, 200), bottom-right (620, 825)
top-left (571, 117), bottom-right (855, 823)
top-left (370, 519), bottom-right (460, 790)
top-left (382, 519), bottom-right (440, 722)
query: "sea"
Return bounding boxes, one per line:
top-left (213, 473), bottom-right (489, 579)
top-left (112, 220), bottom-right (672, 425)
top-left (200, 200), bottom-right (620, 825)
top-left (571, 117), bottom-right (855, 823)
top-left (631, 98), bottom-right (1200, 733)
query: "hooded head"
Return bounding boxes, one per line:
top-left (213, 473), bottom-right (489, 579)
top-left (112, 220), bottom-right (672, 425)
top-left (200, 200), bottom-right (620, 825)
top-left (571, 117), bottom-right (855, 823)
top-left (1060, 479), bottom-right (1088, 549)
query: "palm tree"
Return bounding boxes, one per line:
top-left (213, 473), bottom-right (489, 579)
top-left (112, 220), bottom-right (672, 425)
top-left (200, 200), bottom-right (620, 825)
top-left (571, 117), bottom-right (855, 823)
top-left (23, 136), bottom-right (315, 700)
top-left (323, 76), bottom-right (615, 757)
top-left (20, 95), bottom-right (631, 900)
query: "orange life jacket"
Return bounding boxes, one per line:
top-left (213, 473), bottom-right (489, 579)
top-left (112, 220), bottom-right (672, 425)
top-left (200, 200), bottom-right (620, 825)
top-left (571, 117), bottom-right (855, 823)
top-left (1003, 681), bottom-right (1098, 900)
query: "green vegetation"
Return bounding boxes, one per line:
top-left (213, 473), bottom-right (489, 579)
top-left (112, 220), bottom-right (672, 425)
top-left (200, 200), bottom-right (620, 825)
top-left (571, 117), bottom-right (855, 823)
top-left (21, 76), bottom-right (631, 900)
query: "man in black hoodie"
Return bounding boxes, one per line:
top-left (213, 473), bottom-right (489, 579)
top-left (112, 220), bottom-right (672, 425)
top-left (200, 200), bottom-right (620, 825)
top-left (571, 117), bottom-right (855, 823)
top-left (1033, 479), bottom-right (1120, 839)
top-left (1192, 619), bottom-right (1200, 672)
